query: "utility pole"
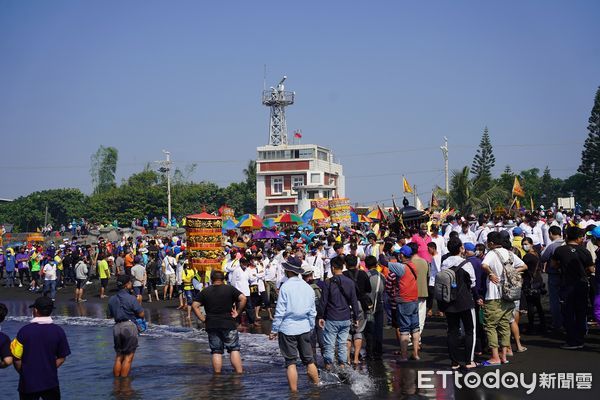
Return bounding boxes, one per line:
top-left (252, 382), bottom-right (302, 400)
top-left (440, 136), bottom-right (449, 194)
top-left (156, 150), bottom-right (172, 224)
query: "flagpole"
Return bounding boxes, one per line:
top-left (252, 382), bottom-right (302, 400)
top-left (413, 185), bottom-right (417, 207)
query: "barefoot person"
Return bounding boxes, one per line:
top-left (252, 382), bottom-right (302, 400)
top-left (192, 270), bottom-right (246, 374)
top-left (108, 275), bottom-right (145, 378)
top-left (269, 257), bottom-right (319, 392)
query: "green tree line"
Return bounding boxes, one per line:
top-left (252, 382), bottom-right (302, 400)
top-left (0, 161), bottom-right (257, 232)
top-left (444, 86), bottom-right (600, 215)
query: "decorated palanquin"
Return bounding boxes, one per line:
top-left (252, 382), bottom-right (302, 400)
top-left (186, 212), bottom-right (224, 272)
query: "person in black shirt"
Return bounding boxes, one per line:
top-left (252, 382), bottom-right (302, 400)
top-left (521, 237), bottom-right (546, 334)
top-left (343, 254), bottom-right (371, 366)
top-left (0, 303), bottom-right (13, 369)
top-left (552, 227), bottom-right (594, 349)
top-left (192, 270), bottom-right (247, 374)
top-left (438, 237), bottom-right (478, 370)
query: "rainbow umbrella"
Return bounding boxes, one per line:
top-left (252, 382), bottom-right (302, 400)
top-left (274, 213), bottom-right (304, 224)
top-left (236, 214), bottom-right (264, 229)
top-left (359, 215), bottom-right (373, 223)
top-left (222, 219), bottom-right (238, 230)
top-left (301, 207), bottom-right (331, 222)
top-left (366, 207), bottom-right (388, 221)
top-left (263, 218), bottom-right (276, 229)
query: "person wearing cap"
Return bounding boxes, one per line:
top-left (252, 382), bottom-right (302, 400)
top-left (192, 270), bottom-right (246, 374)
top-left (383, 245), bottom-right (420, 361)
top-left (10, 297), bottom-right (71, 398)
top-left (511, 227), bottom-right (525, 257)
top-left (551, 226), bottom-right (594, 350)
top-left (108, 275), bottom-right (145, 377)
top-left (269, 257), bottom-right (319, 392)
top-left (300, 263), bottom-right (325, 363)
top-left (4, 249), bottom-right (16, 288)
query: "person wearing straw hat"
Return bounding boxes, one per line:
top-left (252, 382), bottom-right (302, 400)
top-left (269, 257), bottom-right (319, 392)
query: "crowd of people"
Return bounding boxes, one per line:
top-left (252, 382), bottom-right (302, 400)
top-left (1, 206), bottom-right (600, 396)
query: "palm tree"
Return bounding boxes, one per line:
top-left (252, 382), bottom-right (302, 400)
top-left (448, 166), bottom-right (507, 215)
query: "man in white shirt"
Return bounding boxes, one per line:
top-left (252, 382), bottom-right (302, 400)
top-left (480, 232), bottom-right (526, 366)
top-left (303, 246), bottom-right (324, 282)
top-left (162, 251), bottom-right (177, 300)
top-left (430, 225), bottom-right (447, 256)
top-left (519, 218), bottom-right (544, 251)
top-left (227, 255), bottom-right (254, 325)
top-left (444, 217), bottom-right (461, 243)
top-left (474, 222), bottom-right (493, 245)
top-left (458, 222), bottom-right (477, 245)
top-left (42, 261), bottom-right (58, 301)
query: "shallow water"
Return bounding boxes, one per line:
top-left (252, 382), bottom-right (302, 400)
top-left (0, 301), bottom-right (451, 399)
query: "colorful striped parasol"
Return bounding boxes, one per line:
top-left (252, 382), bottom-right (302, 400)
top-left (236, 214), bottom-right (264, 229)
top-left (301, 207), bottom-right (331, 222)
top-left (263, 218), bottom-right (276, 229)
top-left (222, 219), bottom-right (238, 231)
top-left (274, 213), bottom-right (304, 224)
top-left (366, 207), bottom-right (388, 221)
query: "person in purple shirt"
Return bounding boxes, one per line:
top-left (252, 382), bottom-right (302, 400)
top-left (15, 247), bottom-right (30, 288)
top-left (10, 296), bottom-right (70, 400)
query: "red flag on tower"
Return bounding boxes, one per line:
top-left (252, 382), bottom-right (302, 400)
top-left (294, 131), bottom-right (302, 139)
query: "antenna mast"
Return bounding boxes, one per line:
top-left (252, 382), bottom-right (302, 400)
top-left (262, 76), bottom-right (294, 146)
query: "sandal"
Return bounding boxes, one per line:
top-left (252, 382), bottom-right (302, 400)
top-left (501, 360), bottom-right (510, 365)
top-left (481, 361), bottom-right (501, 367)
top-left (464, 362), bottom-right (482, 369)
top-left (516, 347), bottom-right (528, 353)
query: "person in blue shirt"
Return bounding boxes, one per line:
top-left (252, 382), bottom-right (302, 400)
top-left (4, 249), bottom-right (16, 288)
top-left (108, 275), bottom-right (145, 378)
top-left (269, 257), bottom-right (319, 392)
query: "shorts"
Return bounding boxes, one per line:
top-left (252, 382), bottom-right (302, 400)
top-left (100, 278), bottom-right (108, 289)
top-left (207, 328), bottom-right (240, 354)
top-left (278, 331), bottom-right (315, 368)
top-left (397, 301), bottom-right (420, 335)
top-left (133, 286), bottom-right (143, 296)
top-left (348, 304), bottom-right (366, 341)
top-left (510, 300), bottom-right (520, 323)
top-left (76, 279), bottom-right (87, 289)
top-left (164, 274), bottom-right (176, 286)
top-left (113, 321), bottom-right (139, 355)
top-left (31, 271), bottom-right (40, 282)
top-left (147, 278), bottom-right (158, 291)
top-left (184, 289), bottom-right (194, 305)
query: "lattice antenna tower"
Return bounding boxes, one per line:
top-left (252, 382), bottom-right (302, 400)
top-left (262, 76), bottom-right (295, 146)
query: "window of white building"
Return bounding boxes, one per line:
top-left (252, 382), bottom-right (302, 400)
top-left (271, 176), bottom-right (284, 195)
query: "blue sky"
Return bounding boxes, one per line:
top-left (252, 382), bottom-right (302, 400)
top-left (1, 0), bottom-right (599, 206)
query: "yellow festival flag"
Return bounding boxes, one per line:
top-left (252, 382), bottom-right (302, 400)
top-left (512, 176), bottom-right (525, 197)
top-left (403, 177), bottom-right (413, 193)
top-left (530, 196), bottom-right (535, 212)
top-left (516, 198), bottom-right (521, 209)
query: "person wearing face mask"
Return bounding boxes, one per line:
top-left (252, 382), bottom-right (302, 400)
top-left (521, 237), bottom-right (546, 334)
top-left (552, 227), bottom-right (594, 350)
top-left (519, 217), bottom-right (545, 253)
top-left (444, 217), bottom-right (461, 243)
